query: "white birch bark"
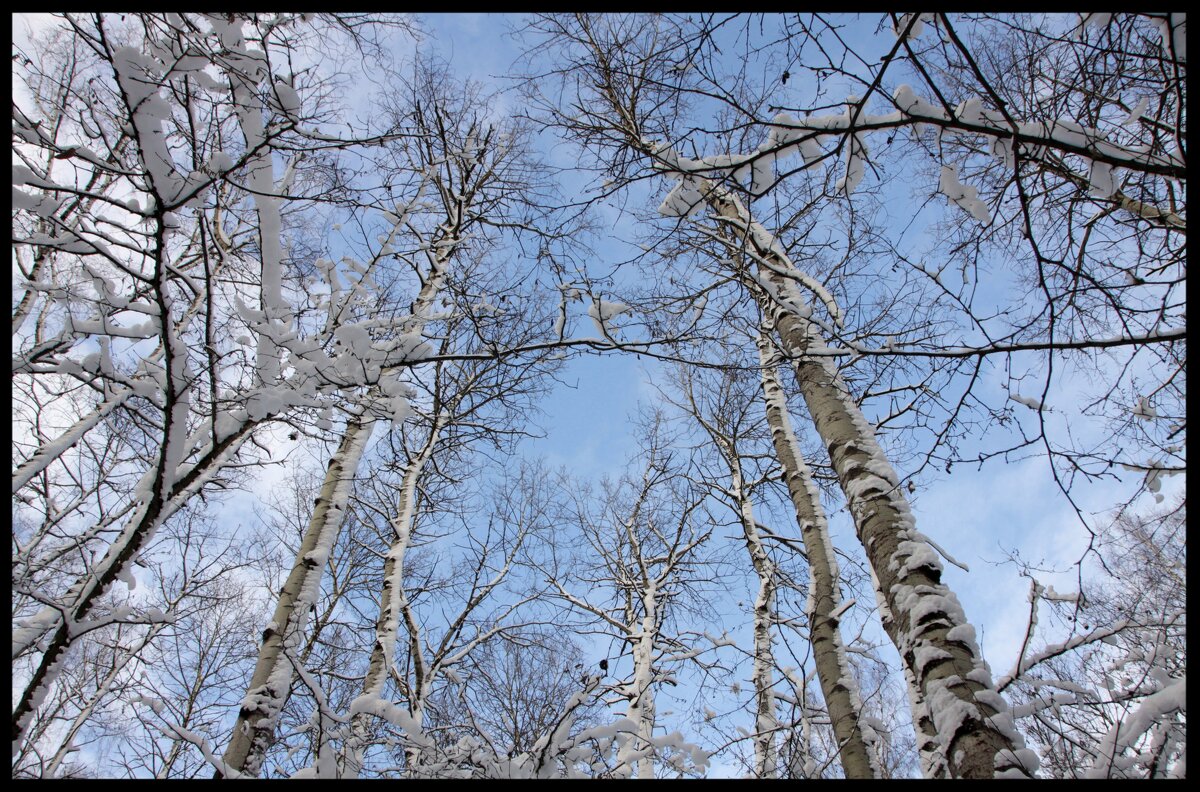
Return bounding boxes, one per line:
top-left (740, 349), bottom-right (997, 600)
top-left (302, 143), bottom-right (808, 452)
top-left (225, 173), bottom-right (456, 775)
top-left (339, 223), bottom-right (461, 775)
top-left (618, 583), bottom-right (659, 779)
top-left (345, 432), bottom-right (535, 777)
top-left (681, 382), bottom-right (779, 777)
top-left (735, 470), bottom-right (779, 777)
top-left (343, 410), bottom-right (445, 776)
top-left (219, 415), bottom-right (375, 777)
top-left (867, 562), bottom-right (945, 776)
top-left (755, 327), bottom-right (879, 779)
top-left (755, 275), bottom-right (1029, 777)
top-left (677, 174), bottom-right (1034, 778)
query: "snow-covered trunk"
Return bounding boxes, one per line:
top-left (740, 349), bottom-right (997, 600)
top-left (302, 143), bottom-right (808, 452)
top-left (11, 243), bottom-right (50, 339)
top-left (867, 562), bottom-right (944, 776)
top-left (746, 505), bottom-right (780, 778)
top-left (618, 586), bottom-right (659, 778)
top-left (755, 328), bottom-right (878, 779)
top-left (401, 680), bottom-right (434, 775)
top-left (793, 672), bottom-right (817, 778)
top-left (723, 445), bottom-right (779, 777)
top-left (344, 412), bottom-right (446, 777)
top-left (694, 187), bottom-right (1031, 778)
top-left (12, 398), bottom-right (255, 658)
top-left (755, 278), bottom-right (1029, 777)
top-left (219, 415), bottom-right (375, 777)
top-left (343, 232), bottom-right (455, 776)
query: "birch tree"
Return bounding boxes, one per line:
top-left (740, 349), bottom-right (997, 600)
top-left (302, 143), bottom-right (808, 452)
top-left (337, 439), bottom-right (552, 777)
top-left (531, 415), bottom-right (715, 778)
top-left (216, 48), bottom-right (577, 773)
top-left (12, 12), bottom-right (1184, 779)
top-left (11, 12), bottom-right (427, 757)
top-left (668, 364), bottom-right (785, 777)
top-left (520, 14), bottom-right (1044, 777)
top-left (663, 334), bottom-right (882, 778)
top-left (751, 327), bottom-right (881, 778)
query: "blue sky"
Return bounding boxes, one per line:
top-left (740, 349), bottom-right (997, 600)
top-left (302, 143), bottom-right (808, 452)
top-left (409, 11), bottom-right (1185, 676)
top-left (13, 12), bottom-right (1182, 776)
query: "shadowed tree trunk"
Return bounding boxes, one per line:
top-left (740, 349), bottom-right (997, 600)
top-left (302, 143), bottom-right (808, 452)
top-left (219, 416), bottom-right (375, 777)
top-left (701, 180), bottom-right (1033, 778)
top-left (754, 325), bottom-right (880, 779)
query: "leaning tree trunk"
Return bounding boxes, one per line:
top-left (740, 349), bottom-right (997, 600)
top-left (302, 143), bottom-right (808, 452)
top-left (12, 346), bottom-right (256, 756)
top-left (12, 258), bottom-right (246, 754)
top-left (868, 559), bottom-right (945, 777)
top-left (343, 410), bottom-right (447, 777)
top-left (218, 416), bottom-right (375, 777)
top-left (696, 183), bottom-right (1034, 779)
top-left (754, 326), bottom-right (880, 779)
top-left (754, 274), bottom-right (1030, 776)
top-left (221, 209), bottom-right (456, 777)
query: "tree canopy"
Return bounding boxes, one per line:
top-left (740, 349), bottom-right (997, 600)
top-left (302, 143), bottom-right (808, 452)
top-left (12, 12), bottom-right (1185, 779)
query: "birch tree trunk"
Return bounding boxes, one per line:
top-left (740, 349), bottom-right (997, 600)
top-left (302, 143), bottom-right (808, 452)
top-left (753, 274), bottom-right (1028, 776)
top-left (867, 562), bottom-right (944, 776)
top-left (680, 376), bottom-right (780, 777)
top-left (343, 411), bottom-right (446, 777)
top-left (754, 327), bottom-right (879, 779)
top-left (730, 458), bottom-right (779, 777)
top-left (698, 185), bottom-right (1033, 778)
top-left (619, 589), bottom-right (659, 779)
top-left (223, 190), bottom-right (456, 775)
top-left (563, 78), bottom-right (1032, 768)
top-left (218, 416), bottom-right (375, 777)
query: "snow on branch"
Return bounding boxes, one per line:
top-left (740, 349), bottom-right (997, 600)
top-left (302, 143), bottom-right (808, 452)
top-left (997, 620), bottom-right (1132, 692)
top-left (1084, 676), bottom-right (1186, 778)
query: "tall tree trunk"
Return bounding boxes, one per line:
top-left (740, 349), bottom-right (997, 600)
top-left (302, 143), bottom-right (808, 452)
top-left (618, 591), bottom-right (658, 779)
top-left (689, 398), bottom-right (780, 777)
top-left (698, 184), bottom-right (1032, 778)
top-left (867, 562), bottom-right (945, 776)
top-left (755, 327), bottom-right (879, 779)
top-left (756, 276), bottom-right (1022, 778)
top-left (223, 207), bottom-right (454, 776)
top-left (731, 466), bottom-right (779, 777)
top-left (219, 416), bottom-right (375, 777)
top-left (343, 412), bottom-right (446, 777)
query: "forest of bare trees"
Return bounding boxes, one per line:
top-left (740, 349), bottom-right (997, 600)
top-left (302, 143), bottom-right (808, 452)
top-left (12, 13), bottom-right (1185, 778)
